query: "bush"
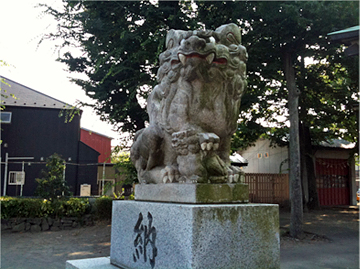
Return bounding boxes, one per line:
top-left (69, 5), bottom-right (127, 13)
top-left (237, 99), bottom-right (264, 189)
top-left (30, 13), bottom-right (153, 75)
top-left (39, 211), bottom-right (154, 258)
top-left (94, 196), bottom-right (113, 220)
top-left (52, 198), bottom-right (91, 219)
top-left (0, 197), bottom-right (90, 220)
top-left (0, 196), bottom-right (134, 222)
top-left (1, 197), bottom-right (44, 219)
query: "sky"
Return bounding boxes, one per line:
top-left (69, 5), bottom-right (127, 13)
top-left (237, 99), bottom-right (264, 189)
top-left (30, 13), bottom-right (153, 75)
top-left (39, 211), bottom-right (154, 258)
top-left (0, 0), bottom-right (122, 146)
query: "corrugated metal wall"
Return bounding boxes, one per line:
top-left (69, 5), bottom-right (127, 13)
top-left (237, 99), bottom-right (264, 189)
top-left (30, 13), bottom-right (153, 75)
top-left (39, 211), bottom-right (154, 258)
top-left (80, 129), bottom-right (112, 163)
top-left (316, 158), bottom-right (350, 205)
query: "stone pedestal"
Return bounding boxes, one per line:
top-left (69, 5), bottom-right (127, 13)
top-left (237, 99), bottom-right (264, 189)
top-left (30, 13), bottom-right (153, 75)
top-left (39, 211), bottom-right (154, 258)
top-left (66, 183), bottom-right (280, 269)
top-left (135, 183), bottom-right (249, 204)
top-left (110, 200), bottom-right (280, 269)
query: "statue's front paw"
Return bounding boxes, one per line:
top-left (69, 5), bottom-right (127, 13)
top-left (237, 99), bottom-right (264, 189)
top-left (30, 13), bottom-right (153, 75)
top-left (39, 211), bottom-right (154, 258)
top-left (228, 166), bottom-right (245, 183)
top-left (199, 133), bottom-right (220, 152)
top-left (161, 165), bottom-right (180, 183)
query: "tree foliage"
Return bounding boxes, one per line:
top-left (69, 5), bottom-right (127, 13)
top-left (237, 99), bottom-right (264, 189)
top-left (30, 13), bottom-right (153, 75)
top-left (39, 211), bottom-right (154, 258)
top-left (196, 1), bottom-right (359, 149)
top-left (111, 148), bottom-right (138, 185)
top-left (40, 1), bottom-right (198, 133)
top-left (35, 153), bottom-right (71, 200)
top-left (41, 1), bottom-right (358, 147)
top-left (0, 61), bottom-right (17, 111)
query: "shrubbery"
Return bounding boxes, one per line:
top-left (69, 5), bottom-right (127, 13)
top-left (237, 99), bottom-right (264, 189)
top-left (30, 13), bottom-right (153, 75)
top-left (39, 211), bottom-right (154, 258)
top-left (0, 197), bottom-right (90, 219)
top-left (94, 196), bottom-right (113, 220)
top-left (93, 194), bottom-right (134, 220)
top-left (0, 195), bottom-right (134, 221)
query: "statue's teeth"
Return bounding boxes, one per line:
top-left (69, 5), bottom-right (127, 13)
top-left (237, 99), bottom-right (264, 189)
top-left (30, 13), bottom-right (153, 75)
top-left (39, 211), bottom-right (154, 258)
top-left (206, 53), bottom-right (215, 64)
top-left (179, 54), bottom-right (186, 65)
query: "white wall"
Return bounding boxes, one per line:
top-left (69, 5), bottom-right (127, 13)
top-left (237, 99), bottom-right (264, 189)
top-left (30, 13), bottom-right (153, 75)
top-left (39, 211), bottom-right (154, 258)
top-left (239, 139), bottom-right (289, 174)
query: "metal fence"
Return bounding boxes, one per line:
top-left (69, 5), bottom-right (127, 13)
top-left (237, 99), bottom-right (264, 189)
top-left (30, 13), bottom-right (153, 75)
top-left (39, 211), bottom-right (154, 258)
top-left (244, 173), bottom-right (290, 206)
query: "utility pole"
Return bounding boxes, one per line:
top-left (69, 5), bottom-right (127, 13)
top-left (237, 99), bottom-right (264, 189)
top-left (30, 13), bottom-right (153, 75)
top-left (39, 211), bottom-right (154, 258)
top-left (3, 153), bottom-right (9, 196)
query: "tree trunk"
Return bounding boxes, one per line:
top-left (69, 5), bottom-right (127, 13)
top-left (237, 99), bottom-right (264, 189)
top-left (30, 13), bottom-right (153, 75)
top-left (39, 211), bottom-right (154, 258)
top-left (302, 124), bottom-right (320, 210)
top-left (283, 51), bottom-right (304, 239)
top-left (299, 125), bottom-right (309, 212)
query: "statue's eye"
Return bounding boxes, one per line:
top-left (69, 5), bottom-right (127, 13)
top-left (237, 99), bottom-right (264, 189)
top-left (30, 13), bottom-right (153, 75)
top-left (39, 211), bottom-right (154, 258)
top-left (229, 44), bottom-right (238, 51)
top-left (167, 39), bottom-right (174, 49)
top-left (209, 36), bottom-right (216, 44)
top-left (226, 33), bottom-right (237, 44)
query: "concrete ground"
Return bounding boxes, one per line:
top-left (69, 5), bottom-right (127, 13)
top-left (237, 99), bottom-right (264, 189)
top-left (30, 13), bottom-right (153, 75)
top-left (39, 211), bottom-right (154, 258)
top-left (1, 207), bottom-right (358, 269)
top-left (280, 206), bottom-right (359, 269)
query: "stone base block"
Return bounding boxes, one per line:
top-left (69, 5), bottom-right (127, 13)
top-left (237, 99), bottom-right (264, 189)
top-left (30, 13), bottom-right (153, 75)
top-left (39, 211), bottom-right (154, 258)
top-left (66, 257), bottom-right (117, 269)
top-left (135, 183), bottom-right (249, 204)
top-left (110, 200), bottom-right (280, 269)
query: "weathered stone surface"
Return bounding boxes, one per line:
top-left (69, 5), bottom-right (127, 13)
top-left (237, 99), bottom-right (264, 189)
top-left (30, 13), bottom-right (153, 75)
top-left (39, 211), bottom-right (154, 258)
top-left (28, 218), bottom-right (42, 225)
top-left (130, 23), bottom-right (248, 186)
top-left (135, 183), bottom-right (249, 204)
top-left (110, 200), bottom-right (280, 269)
top-left (30, 224), bottom-right (42, 233)
top-left (47, 217), bottom-right (54, 228)
top-left (12, 222), bottom-right (25, 232)
top-left (1, 219), bottom-right (11, 230)
top-left (62, 219), bottom-right (75, 228)
top-left (52, 220), bottom-right (62, 231)
top-left (24, 222), bottom-right (31, 231)
top-left (41, 219), bottom-right (50, 231)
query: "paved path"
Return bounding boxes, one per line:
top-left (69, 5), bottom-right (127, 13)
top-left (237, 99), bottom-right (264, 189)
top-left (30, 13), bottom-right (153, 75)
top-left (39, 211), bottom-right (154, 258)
top-left (1, 221), bottom-right (112, 269)
top-left (1, 207), bottom-right (358, 269)
top-left (280, 207), bottom-right (359, 269)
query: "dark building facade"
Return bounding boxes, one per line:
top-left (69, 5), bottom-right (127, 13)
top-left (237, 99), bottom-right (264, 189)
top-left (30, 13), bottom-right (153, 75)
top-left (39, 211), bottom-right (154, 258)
top-left (1, 77), bottom-right (99, 196)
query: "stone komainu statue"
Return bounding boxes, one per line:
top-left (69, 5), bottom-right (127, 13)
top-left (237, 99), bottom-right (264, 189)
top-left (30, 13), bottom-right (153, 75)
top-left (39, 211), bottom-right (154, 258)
top-left (130, 23), bottom-right (247, 184)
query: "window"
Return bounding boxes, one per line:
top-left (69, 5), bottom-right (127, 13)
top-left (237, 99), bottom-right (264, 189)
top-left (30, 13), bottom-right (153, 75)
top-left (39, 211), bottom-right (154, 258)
top-left (8, 171), bottom-right (25, 185)
top-left (0, 111), bottom-right (12, 123)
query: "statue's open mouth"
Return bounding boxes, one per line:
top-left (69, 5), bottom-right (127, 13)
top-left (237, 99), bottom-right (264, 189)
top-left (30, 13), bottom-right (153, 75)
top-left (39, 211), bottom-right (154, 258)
top-left (178, 53), bottom-right (227, 65)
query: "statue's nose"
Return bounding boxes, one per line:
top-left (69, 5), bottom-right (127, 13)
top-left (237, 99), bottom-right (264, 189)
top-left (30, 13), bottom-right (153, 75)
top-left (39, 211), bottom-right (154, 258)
top-left (181, 36), bottom-right (207, 51)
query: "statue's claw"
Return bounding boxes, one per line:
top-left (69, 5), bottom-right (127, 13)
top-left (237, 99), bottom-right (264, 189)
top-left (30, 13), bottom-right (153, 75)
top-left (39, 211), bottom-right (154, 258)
top-left (227, 166), bottom-right (244, 183)
top-left (161, 165), bottom-right (180, 183)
